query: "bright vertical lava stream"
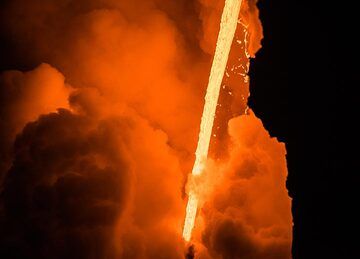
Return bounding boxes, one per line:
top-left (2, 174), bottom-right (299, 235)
top-left (182, 0), bottom-right (243, 242)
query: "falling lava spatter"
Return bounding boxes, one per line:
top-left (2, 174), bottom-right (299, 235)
top-left (182, 0), bottom-right (243, 242)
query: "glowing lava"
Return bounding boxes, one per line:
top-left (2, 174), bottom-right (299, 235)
top-left (182, 0), bottom-right (243, 242)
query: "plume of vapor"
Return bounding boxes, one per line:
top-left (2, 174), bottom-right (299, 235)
top-left (0, 1), bottom-right (291, 258)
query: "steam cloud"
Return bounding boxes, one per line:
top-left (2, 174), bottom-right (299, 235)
top-left (0, 0), bottom-right (291, 258)
top-left (192, 114), bottom-right (291, 259)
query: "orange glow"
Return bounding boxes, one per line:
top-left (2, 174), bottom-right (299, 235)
top-left (0, 1), bottom-right (292, 258)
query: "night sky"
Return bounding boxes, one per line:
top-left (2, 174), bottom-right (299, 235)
top-left (250, 1), bottom-right (359, 258)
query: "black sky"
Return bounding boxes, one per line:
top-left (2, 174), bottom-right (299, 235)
top-left (250, 1), bottom-right (359, 258)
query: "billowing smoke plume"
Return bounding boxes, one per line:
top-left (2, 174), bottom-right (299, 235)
top-left (1, 90), bottom-right (185, 258)
top-left (0, 64), bottom-right (70, 180)
top-left (191, 113), bottom-right (292, 258)
top-left (0, 0), bottom-right (291, 258)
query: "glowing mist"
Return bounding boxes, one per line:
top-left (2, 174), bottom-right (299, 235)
top-left (182, 0), bottom-right (243, 242)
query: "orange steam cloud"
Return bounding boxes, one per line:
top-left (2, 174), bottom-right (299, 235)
top-left (190, 113), bottom-right (292, 258)
top-left (0, 63), bottom-right (70, 180)
top-left (0, 0), bottom-right (291, 258)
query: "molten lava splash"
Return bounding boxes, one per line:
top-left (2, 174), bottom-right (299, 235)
top-left (183, 0), bottom-right (243, 242)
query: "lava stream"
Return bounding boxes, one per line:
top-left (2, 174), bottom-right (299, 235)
top-left (182, 0), bottom-right (243, 242)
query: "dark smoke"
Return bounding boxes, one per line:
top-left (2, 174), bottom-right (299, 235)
top-left (1, 109), bottom-right (130, 258)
